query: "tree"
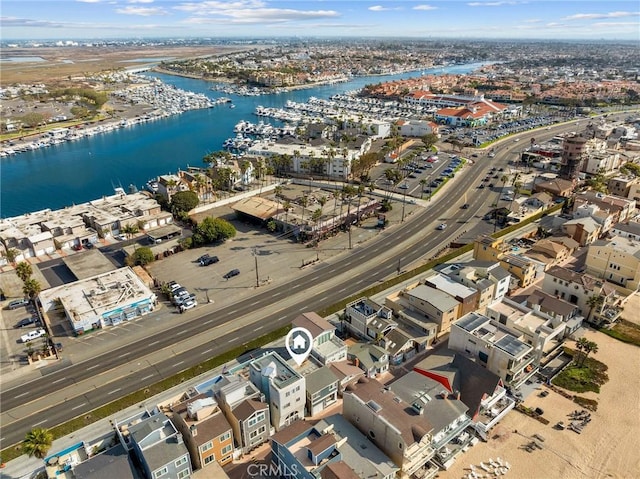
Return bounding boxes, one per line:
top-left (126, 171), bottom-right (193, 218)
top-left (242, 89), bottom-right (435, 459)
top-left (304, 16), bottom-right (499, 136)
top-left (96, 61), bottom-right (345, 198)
top-left (421, 133), bottom-right (439, 151)
top-left (419, 178), bottom-right (428, 199)
top-left (22, 428), bottom-right (53, 459)
top-left (170, 190), bottom-right (199, 214)
top-left (20, 112), bottom-right (45, 128)
top-left (121, 224), bottom-right (139, 239)
top-left (575, 337), bottom-right (589, 366)
top-left (586, 295), bottom-right (605, 324)
top-left (580, 340), bottom-right (599, 366)
top-left (127, 247), bottom-right (154, 266)
top-left (192, 217), bottom-right (236, 245)
top-left (23, 278), bottom-right (42, 299)
top-left (15, 261), bottom-right (33, 283)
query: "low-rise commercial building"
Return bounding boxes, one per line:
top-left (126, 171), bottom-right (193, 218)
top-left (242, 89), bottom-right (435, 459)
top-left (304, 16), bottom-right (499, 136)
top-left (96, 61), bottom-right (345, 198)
top-left (39, 267), bottom-right (157, 335)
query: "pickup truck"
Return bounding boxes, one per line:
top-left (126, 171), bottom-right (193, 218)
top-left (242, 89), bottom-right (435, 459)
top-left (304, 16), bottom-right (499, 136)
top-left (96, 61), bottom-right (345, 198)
top-left (21, 328), bottom-right (46, 343)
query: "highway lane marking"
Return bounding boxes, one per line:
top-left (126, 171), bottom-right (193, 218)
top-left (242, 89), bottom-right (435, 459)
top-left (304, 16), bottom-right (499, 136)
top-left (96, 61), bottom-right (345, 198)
top-left (338, 288), bottom-right (347, 293)
top-left (230, 336), bottom-right (239, 342)
top-left (319, 296), bottom-right (329, 302)
top-left (175, 361), bottom-right (184, 366)
top-left (200, 349), bottom-right (213, 355)
top-left (71, 403), bottom-right (86, 411)
top-left (250, 300), bottom-right (260, 305)
top-left (121, 352), bottom-right (131, 357)
top-left (272, 292), bottom-right (282, 297)
top-left (14, 391), bottom-right (30, 398)
top-left (255, 326), bottom-right (264, 331)
top-left (32, 420), bottom-right (48, 427)
top-left (108, 388), bottom-right (122, 395)
top-left (229, 309), bottom-right (238, 314)
top-left (203, 319), bottom-right (214, 324)
top-left (86, 364), bottom-right (101, 371)
top-left (176, 330), bottom-right (188, 336)
top-left (148, 340), bottom-right (160, 346)
top-left (51, 377), bottom-right (67, 385)
top-left (141, 375), bottom-right (154, 381)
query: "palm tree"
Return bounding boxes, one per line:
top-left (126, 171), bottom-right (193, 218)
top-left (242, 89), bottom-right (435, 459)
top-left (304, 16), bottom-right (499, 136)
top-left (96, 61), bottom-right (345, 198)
top-left (23, 278), bottom-right (42, 300)
top-left (15, 261), bottom-right (33, 283)
top-left (299, 196), bottom-right (309, 225)
top-left (586, 295), bottom-right (605, 324)
top-left (282, 200), bottom-right (291, 227)
top-left (419, 178), bottom-right (428, 199)
top-left (575, 337), bottom-right (589, 366)
top-left (580, 341), bottom-right (599, 366)
top-left (121, 224), bottom-right (139, 239)
top-left (22, 427), bottom-right (53, 459)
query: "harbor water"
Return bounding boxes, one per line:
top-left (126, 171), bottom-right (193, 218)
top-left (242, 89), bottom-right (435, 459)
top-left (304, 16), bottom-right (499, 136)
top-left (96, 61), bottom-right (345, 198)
top-left (0, 63), bottom-right (485, 218)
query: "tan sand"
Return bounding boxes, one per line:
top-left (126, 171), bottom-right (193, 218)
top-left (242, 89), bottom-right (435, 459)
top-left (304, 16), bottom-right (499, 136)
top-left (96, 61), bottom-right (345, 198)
top-left (439, 329), bottom-right (640, 479)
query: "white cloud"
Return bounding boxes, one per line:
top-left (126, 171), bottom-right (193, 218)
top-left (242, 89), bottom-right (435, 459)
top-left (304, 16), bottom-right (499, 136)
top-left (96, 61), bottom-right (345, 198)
top-left (369, 5), bottom-right (403, 11)
top-left (175, 1), bottom-right (338, 24)
top-left (116, 6), bottom-right (167, 15)
top-left (76, 0), bottom-right (101, 3)
top-left (592, 21), bottom-right (640, 27)
top-left (413, 5), bottom-right (438, 11)
top-left (0, 16), bottom-right (67, 28)
top-left (467, 2), bottom-right (517, 6)
top-left (523, 18), bottom-right (541, 23)
top-left (127, 0), bottom-right (154, 4)
top-left (563, 11), bottom-right (639, 21)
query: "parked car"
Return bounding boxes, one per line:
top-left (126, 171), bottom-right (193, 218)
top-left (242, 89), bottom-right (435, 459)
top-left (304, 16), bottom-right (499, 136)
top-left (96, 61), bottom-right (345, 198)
top-left (223, 269), bottom-right (240, 279)
top-left (168, 282), bottom-right (182, 292)
top-left (201, 256), bottom-right (219, 266)
top-left (15, 317), bottom-right (36, 328)
top-left (196, 253), bottom-right (210, 263)
top-left (179, 298), bottom-right (198, 313)
top-left (7, 298), bottom-right (30, 310)
top-left (114, 234), bottom-right (127, 241)
top-left (21, 329), bottom-right (46, 343)
top-left (174, 293), bottom-right (196, 307)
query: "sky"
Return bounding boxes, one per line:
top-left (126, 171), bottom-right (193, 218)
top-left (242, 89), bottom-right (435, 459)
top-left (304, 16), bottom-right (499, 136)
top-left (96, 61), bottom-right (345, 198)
top-left (1, 0), bottom-right (639, 41)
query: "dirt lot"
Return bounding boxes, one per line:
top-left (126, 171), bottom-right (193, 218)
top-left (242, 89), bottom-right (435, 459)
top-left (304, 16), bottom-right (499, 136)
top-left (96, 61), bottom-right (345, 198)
top-left (0, 44), bottom-right (251, 86)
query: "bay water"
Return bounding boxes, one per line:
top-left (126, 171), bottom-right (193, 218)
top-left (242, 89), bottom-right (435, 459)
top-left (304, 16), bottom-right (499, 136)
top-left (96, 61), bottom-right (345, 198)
top-left (0, 63), bottom-right (484, 218)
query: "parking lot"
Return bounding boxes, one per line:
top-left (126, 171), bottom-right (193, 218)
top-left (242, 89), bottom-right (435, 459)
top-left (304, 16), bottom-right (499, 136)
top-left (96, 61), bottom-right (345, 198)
top-left (0, 299), bottom-right (46, 369)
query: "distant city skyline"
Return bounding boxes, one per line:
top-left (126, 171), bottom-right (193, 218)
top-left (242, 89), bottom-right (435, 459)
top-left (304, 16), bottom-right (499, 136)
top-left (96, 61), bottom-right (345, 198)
top-left (1, 0), bottom-right (639, 41)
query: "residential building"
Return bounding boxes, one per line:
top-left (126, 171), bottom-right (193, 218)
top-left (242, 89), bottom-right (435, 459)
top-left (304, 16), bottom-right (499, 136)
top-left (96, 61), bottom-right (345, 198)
top-left (343, 376), bottom-right (469, 479)
top-left (343, 297), bottom-right (397, 341)
top-left (522, 237), bottom-right (575, 270)
top-left (38, 267), bottom-right (157, 335)
top-left (424, 273), bottom-right (479, 316)
top-left (441, 260), bottom-right (511, 309)
top-left (542, 266), bottom-right (624, 326)
top-left (248, 352), bottom-right (305, 431)
top-left (449, 312), bottom-right (537, 387)
top-left (532, 178), bottom-right (575, 197)
top-left (305, 366), bottom-right (340, 417)
top-left (585, 235), bottom-right (640, 293)
top-left (270, 415), bottom-right (398, 479)
top-left (473, 236), bottom-right (537, 288)
top-left (573, 191), bottom-right (636, 225)
top-left (381, 325), bottom-right (431, 365)
top-left (386, 284), bottom-right (461, 335)
top-left (291, 312), bottom-right (347, 365)
top-left (414, 353), bottom-right (514, 441)
top-left (347, 343), bottom-right (389, 378)
top-left (610, 220), bottom-right (640, 241)
top-left (117, 412), bottom-right (192, 479)
top-left (169, 393), bottom-right (234, 468)
top-left (485, 298), bottom-right (573, 363)
top-left (72, 444), bottom-right (141, 479)
top-left (558, 133), bottom-right (587, 181)
top-left (211, 374), bottom-right (270, 454)
top-left (327, 360), bottom-right (365, 395)
top-left (561, 217), bottom-right (602, 246)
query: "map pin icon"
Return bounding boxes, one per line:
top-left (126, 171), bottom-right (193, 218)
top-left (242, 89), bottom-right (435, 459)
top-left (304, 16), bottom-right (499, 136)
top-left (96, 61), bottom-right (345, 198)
top-left (286, 327), bottom-right (313, 366)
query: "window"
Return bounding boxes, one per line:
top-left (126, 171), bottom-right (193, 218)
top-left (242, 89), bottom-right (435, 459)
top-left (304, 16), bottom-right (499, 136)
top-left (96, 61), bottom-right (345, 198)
top-left (221, 444), bottom-right (233, 455)
top-left (175, 456), bottom-right (188, 468)
top-left (219, 431), bottom-right (231, 442)
top-left (204, 455), bottom-right (216, 465)
top-left (177, 470), bottom-right (190, 479)
top-left (200, 441), bottom-right (213, 453)
top-left (154, 467), bottom-right (168, 478)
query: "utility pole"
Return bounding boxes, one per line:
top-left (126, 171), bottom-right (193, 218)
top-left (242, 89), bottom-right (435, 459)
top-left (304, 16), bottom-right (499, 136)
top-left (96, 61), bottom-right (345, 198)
top-left (254, 249), bottom-right (259, 288)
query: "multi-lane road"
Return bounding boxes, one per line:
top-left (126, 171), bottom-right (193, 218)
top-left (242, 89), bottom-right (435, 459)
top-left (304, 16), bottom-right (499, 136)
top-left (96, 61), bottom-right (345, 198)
top-left (0, 118), bottom-right (610, 447)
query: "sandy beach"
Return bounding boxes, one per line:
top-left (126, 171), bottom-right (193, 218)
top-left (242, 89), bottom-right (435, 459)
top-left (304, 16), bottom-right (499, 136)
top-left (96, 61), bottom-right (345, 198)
top-left (438, 328), bottom-right (640, 479)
